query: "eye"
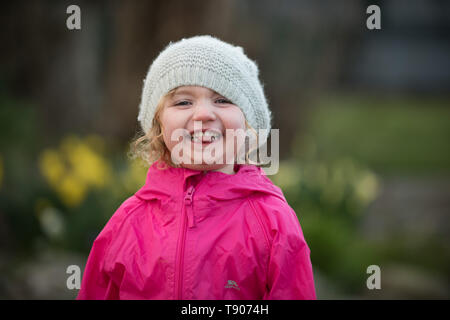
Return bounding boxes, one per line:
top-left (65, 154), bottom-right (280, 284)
top-left (174, 100), bottom-right (191, 106)
top-left (215, 98), bottom-right (233, 104)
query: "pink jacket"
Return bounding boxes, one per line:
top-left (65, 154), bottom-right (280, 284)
top-left (77, 161), bottom-right (316, 300)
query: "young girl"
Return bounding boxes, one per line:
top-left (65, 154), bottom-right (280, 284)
top-left (77, 35), bottom-right (316, 300)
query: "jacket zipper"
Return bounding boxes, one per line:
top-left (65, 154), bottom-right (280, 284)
top-left (175, 185), bottom-right (195, 300)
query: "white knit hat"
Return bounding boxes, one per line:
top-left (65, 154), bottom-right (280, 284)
top-left (137, 35), bottom-right (272, 144)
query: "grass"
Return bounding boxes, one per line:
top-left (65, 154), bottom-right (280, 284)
top-left (295, 94), bottom-right (450, 176)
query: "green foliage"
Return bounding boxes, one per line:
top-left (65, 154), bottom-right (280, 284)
top-left (269, 94), bottom-right (450, 296)
top-left (300, 94), bottom-right (450, 176)
top-left (0, 95), bottom-right (44, 252)
top-left (0, 94), bottom-right (148, 254)
top-left (271, 157), bottom-right (381, 293)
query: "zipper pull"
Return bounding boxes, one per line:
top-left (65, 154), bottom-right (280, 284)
top-left (185, 186), bottom-right (196, 228)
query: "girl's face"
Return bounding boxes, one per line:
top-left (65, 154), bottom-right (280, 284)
top-left (160, 86), bottom-right (246, 174)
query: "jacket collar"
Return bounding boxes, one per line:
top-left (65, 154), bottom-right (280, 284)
top-left (134, 160), bottom-right (285, 202)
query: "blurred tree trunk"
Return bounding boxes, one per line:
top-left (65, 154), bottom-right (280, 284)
top-left (101, 0), bottom-right (236, 146)
top-left (1, 1), bottom-right (104, 142)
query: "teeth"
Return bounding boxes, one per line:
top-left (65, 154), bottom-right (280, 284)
top-left (204, 131), bottom-right (220, 137)
top-left (190, 131), bottom-right (221, 142)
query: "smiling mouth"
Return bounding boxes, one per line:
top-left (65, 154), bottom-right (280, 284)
top-left (189, 130), bottom-right (222, 144)
top-left (191, 131), bottom-right (222, 144)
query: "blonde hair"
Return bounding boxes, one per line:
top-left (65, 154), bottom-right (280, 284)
top-left (129, 89), bottom-right (266, 169)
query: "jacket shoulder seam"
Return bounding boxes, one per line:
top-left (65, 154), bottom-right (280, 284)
top-left (103, 196), bottom-right (147, 258)
top-left (111, 196), bottom-right (147, 234)
top-left (246, 196), bottom-right (271, 252)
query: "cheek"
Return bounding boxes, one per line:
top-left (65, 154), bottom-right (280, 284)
top-left (161, 127), bottom-right (171, 149)
top-left (221, 109), bottom-right (246, 130)
top-left (159, 112), bottom-right (174, 148)
top-left (221, 110), bottom-right (247, 153)
top-left (160, 110), bottom-right (187, 150)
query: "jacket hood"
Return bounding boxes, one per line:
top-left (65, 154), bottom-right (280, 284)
top-left (134, 160), bottom-right (285, 202)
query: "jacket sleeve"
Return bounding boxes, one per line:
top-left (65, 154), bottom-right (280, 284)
top-left (253, 197), bottom-right (317, 300)
top-left (76, 230), bottom-right (120, 300)
top-left (76, 203), bottom-right (129, 300)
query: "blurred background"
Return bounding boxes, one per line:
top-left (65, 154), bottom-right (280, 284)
top-left (1, 0), bottom-right (449, 299)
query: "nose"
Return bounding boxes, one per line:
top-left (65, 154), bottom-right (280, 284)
top-left (191, 99), bottom-right (216, 122)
